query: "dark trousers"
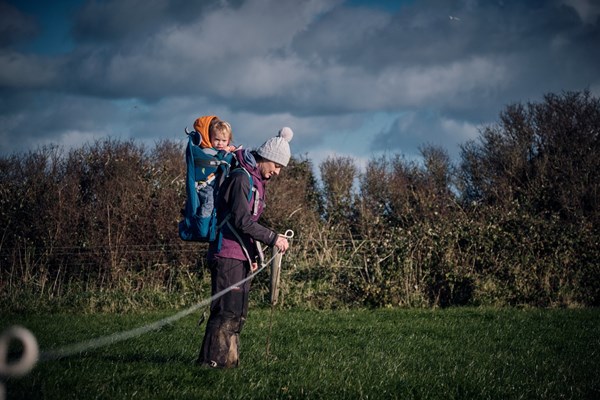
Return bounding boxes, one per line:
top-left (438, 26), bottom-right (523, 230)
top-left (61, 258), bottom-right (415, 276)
top-left (198, 257), bottom-right (250, 368)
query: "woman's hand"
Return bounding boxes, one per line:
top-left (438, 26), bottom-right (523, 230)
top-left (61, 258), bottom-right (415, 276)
top-left (274, 236), bottom-right (289, 253)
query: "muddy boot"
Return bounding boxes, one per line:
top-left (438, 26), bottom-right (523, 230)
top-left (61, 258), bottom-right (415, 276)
top-left (197, 318), bottom-right (241, 368)
top-left (225, 332), bottom-right (240, 368)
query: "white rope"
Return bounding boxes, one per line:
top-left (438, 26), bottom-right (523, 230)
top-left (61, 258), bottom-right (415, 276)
top-left (38, 254), bottom-right (276, 362)
top-left (3, 230), bottom-right (294, 383)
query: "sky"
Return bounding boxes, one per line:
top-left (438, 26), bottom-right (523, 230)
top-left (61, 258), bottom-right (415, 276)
top-left (1, 0), bottom-right (599, 172)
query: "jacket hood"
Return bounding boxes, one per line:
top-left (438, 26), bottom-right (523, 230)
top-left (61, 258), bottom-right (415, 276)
top-left (193, 115), bottom-right (218, 148)
top-left (235, 149), bottom-right (262, 181)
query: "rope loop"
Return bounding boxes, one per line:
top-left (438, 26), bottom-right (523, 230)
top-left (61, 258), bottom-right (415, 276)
top-left (0, 326), bottom-right (39, 378)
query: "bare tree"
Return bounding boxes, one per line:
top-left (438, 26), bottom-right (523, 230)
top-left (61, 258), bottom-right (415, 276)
top-left (320, 156), bottom-right (357, 228)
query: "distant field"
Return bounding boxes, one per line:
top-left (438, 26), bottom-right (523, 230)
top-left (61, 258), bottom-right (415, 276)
top-left (2, 308), bottom-right (599, 399)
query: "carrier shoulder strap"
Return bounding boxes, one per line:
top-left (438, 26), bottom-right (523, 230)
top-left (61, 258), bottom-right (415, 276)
top-left (216, 166), bottom-right (257, 264)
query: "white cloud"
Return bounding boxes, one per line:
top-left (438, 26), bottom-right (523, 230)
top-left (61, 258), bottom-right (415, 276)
top-left (38, 129), bottom-right (107, 151)
top-left (440, 116), bottom-right (480, 143)
top-left (377, 56), bottom-right (511, 107)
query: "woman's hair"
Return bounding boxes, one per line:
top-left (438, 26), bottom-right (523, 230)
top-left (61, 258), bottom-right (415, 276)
top-left (251, 151), bottom-right (264, 163)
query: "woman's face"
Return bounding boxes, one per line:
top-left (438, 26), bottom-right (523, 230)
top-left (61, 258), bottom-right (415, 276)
top-left (258, 160), bottom-right (282, 180)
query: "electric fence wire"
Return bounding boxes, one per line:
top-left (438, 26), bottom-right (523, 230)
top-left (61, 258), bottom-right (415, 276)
top-left (0, 237), bottom-right (376, 253)
top-left (1, 237), bottom-right (377, 271)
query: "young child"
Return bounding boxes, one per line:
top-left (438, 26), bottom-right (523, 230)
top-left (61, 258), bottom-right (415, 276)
top-left (209, 120), bottom-right (237, 153)
top-left (192, 116), bottom-right (237, 219)
top-left (193, 116), bottom-right (236, 153)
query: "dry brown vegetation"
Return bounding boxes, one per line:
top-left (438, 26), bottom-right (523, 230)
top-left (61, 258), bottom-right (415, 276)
top-left (1, 90), bottom-right (598, 311)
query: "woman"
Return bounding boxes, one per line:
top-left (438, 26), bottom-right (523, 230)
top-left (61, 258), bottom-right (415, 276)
top-left (197, 127), bottom-right (293, 368)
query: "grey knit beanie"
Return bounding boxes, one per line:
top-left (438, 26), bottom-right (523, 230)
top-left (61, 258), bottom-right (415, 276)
top-left (255, 127), bottom-right (294, 166)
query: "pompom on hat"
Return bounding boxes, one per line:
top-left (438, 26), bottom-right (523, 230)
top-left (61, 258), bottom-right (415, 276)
top-left (255, 127), bottom-right (293, 167)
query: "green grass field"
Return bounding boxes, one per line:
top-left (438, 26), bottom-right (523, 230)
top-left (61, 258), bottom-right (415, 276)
top-left (2, 308), bottom-right (599, 399)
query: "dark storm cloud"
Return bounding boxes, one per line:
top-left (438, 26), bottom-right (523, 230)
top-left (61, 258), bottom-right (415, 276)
top-left (0, 2), bottom-right (38, 48)
top-left (0, 0), bottom-right (599, 162)
top-left (71, 0), bottom-right (240, 43)
top-left (49, 0), bottom-right (341, 101)
top-left (292, 0), bottom-right (599, 118)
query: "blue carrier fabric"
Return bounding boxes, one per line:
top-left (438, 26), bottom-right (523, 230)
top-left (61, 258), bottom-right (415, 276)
top-left (179, 130), bottom-right (234, 242)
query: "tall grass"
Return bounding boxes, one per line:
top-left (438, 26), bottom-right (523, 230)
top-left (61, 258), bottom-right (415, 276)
top-left (2, 308), bottom-right (598, 399)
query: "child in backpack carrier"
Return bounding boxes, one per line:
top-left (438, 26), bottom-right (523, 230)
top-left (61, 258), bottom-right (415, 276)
top-left (194, 117), bottom-right (238, 219)
top-left (180, 115), bottom-right (241, 242)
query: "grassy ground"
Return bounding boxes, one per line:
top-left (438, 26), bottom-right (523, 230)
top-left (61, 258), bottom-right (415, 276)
top-left (2, 307), bottom-right (599, 399)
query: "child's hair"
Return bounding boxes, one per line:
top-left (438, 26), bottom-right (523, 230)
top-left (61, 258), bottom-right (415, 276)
top-left (209, 119), bottom-right (233, 144)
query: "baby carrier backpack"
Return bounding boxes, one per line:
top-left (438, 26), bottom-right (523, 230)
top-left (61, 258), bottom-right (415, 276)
top-left (178, 127), bottom-right (236, 242)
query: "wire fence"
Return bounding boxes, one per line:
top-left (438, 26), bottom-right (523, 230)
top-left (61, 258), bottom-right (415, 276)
top-left (0, 237), bottom-right (382, 272)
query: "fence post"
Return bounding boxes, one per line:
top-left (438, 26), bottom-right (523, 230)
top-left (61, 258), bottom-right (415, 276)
top-left (270, 248), bottom-right (282, 305)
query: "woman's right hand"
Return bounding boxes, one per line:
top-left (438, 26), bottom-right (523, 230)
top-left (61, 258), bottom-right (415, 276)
top-left (274, 236), bottom-right (289, 253)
